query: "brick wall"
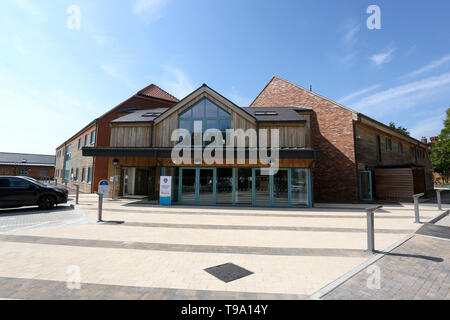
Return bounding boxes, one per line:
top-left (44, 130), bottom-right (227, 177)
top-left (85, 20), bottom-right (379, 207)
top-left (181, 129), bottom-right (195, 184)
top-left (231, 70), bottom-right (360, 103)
top-left (251, 77), bottom-right (358, 201)
top-left (0, 166), bottom-right (55, 179)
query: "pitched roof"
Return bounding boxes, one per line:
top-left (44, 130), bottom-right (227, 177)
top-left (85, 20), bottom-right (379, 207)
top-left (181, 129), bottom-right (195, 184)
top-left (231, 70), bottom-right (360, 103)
top-left (111, 108), bottom-right (169, 123)
top-left (137, 84), bottom-right (179, 103)
top-left (0, 152), bottom-right (55, 166)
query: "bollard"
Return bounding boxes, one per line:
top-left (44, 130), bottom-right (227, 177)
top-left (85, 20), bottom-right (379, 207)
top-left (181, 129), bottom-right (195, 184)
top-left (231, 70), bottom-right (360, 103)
top-left (436, 190), bottom-right (442, 211)
top-left (366, 205), bottom-right (382, 253)
top-left (96, 192), bottom-right (103, 222)
top-left (75, 185), bottom-right (80, 205)
top-left (413, 193), bottom-right (425, 223)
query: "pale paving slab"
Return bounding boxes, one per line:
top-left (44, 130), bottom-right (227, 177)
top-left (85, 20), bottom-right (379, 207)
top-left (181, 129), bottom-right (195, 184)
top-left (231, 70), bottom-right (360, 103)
top-left (10, 224), bottom-right (409, 250)
top-left (0, 242), bottom-right (367, 295)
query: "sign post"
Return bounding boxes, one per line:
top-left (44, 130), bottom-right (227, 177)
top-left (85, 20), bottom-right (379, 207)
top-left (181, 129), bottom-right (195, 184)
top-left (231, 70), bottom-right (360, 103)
top-left (98, 180), bottom-right (110, 199)
top-left (159, 176), bottom-right (172, 205)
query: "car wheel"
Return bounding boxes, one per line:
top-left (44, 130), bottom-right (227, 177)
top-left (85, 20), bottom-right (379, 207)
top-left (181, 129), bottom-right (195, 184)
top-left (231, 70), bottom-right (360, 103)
top-left (38, 196), bottom-right (55, 210)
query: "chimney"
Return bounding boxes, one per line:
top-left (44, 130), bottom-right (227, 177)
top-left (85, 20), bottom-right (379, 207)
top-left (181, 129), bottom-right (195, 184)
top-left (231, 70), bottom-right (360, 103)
top-left (421, 137), bottom-right (427, 144)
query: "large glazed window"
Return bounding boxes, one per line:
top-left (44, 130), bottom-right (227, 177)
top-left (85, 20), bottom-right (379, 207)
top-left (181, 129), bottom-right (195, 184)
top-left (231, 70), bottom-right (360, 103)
top-left (178, 98), bottom-right (231, 145)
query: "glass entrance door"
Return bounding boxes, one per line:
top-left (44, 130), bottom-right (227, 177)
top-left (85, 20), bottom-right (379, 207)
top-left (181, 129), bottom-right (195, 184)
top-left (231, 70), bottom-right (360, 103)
top-left (359, 170), bottom-right (373, 201)
top-left (198, 169), bottom-right (214, 203)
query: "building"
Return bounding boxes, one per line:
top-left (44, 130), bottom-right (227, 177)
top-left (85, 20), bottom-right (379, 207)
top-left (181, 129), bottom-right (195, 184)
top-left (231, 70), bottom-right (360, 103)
top-left (250, 76), bottom-right (433, 202)
top-left (61, 76), bottom-right (432, 204)
top-left (84, 84), bottom-right (318, 206)
top-left (55, 84), bottom-right (179, 193)
top-left (0, 152), bottom-right (55, 179)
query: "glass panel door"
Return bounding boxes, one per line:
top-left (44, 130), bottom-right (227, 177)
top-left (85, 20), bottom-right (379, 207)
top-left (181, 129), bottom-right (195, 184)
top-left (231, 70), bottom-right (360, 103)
top-left (359, 170), bottom-right (373, 200)
top-left (254, 169), bottom-right (270, 204)
top-left (181, 168), bottom-right (196, 202)
top-left (273, 169), bottom-right (289, 204)
top-left (216, 168), bottom-right (233, 204)
top-left (198, 169), bottom-right (214, 203)
top-left (235, 168), bottom-right (252, 204)
top-left (291, 168), bottom-right (308, 205)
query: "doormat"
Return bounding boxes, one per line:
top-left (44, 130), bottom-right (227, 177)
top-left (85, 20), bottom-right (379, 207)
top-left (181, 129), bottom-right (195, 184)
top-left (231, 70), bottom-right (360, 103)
top-left (204, 263), bottom-right (253, 283)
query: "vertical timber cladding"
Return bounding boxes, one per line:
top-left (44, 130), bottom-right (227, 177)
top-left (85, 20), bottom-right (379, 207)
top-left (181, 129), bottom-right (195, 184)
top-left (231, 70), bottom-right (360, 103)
top-left (374, 168), bottom-right (414, 201)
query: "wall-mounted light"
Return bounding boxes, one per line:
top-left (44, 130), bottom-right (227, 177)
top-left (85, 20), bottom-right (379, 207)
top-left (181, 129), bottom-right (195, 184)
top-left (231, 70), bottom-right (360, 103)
top-left (112, 159), bottom-right (119, 166)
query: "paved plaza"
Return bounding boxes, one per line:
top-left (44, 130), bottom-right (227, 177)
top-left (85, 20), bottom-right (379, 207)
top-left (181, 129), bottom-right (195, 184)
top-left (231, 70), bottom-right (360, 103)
top-left (0, 194), bottom-right (448, 300)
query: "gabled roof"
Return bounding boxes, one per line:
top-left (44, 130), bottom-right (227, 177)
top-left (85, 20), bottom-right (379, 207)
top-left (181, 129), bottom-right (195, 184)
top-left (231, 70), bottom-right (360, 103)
top-left (154, 84), bottom-right (256, 125)
top-left (111, 108), bottom-right (169, 123)
top-left (0, 152), bottom-right (55, 166)
top-left (137, 84), bottom-right (179, 103)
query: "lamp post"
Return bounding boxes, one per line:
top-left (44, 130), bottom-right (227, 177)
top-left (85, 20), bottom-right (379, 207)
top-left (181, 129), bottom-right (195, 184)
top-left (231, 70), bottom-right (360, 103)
top-left (112, 159), bottom-right (119, 199)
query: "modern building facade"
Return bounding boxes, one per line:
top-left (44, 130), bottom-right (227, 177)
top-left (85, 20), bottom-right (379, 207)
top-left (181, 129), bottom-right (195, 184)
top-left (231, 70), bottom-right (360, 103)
top-left (84, 84), bottom-right (318, 206)
top-left (0, 152), bottom-right (55, 179)
top-left (59, 76), bottom-right (432, 204)
top-left (55, 84), bottom-right (179, 193)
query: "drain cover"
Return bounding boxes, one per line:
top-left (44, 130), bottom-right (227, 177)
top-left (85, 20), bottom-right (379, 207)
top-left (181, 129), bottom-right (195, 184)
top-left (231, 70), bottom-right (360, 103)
top-left (204, 263), bottom-right (253, 283)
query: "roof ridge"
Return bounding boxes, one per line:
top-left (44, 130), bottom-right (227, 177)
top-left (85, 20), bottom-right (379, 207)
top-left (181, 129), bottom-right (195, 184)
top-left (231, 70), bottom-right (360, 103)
top-left (137, 83), bottom-right (179, 102)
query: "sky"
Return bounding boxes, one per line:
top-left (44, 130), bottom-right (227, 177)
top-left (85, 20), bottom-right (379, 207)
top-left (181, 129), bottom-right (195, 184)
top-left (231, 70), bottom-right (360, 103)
top-left (0, 0), bottom-right (449, 155)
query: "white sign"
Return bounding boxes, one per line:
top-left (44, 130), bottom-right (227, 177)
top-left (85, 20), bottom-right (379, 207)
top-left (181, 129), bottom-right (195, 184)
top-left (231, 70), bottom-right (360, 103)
top-left (98, 180), bottom-right (110, 198)
top-left (159, 176), bottom-right (172, 205)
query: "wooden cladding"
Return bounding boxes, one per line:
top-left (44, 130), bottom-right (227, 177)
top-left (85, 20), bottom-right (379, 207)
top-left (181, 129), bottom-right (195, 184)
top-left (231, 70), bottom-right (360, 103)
top-left (374, 168), bottom-right (426, 202)
top-left (110, 124), bottom-right (151, 147)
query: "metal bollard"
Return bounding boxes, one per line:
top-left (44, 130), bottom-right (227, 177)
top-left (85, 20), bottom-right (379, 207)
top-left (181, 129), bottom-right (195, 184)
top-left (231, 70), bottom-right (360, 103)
top-left (366, 205), bottom-right (382, 253)
top-left (436, 190), bottom-right (443, 211)
top-left (75, 185), bottom-right (80, 205)
top-left (413, 193), bottom-right (425, 223)
top-left (96, 192), bottom-right (103, 222)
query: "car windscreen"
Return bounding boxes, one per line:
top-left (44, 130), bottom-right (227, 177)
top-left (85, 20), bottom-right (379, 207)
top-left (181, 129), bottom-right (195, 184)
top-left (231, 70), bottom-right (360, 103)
top-left (23, 177), bottom-right (47, 187)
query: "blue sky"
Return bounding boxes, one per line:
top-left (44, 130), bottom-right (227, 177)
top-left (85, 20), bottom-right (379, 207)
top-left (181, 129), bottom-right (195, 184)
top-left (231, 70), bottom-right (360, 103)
top-left (1, 0), bottom-right (449, 154)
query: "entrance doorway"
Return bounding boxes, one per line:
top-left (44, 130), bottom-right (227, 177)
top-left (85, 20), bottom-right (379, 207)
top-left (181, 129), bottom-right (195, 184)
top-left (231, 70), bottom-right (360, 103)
top-left (180, 168), bottom-right (216, 204)
top-left (359, 170), bottom-right (373, 201)
top-left (121, 167), bottom-right (149, 197)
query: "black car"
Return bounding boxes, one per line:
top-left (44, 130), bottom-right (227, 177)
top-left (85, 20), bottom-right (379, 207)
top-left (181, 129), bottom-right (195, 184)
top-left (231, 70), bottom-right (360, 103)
top-left (0, 176), bottom-right (68, 209)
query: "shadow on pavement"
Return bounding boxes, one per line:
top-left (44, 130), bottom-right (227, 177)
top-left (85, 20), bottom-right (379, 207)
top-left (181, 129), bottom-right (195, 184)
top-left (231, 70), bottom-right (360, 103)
top-left (374, 250), bottom-right (444, 262)
top-left (0, 205), bottom-right (75, 217)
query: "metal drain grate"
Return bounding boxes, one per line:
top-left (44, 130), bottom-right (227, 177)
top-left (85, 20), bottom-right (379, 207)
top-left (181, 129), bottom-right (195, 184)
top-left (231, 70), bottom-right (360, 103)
top-left (204, 263), bottom-right (253, 283)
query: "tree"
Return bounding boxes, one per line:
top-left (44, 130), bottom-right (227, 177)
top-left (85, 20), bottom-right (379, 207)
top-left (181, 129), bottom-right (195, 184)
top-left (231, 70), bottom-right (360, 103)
top-left (431, 108), bottom-right (450, 184)
top-left (389, 122), bottom-right (410, 136)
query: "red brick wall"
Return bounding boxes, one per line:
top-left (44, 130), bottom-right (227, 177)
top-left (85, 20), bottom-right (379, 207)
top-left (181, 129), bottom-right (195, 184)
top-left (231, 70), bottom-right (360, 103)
top-left (92, 95), bottom-right (176, 191)
top-left (251, 77), bottom-right (358, 202)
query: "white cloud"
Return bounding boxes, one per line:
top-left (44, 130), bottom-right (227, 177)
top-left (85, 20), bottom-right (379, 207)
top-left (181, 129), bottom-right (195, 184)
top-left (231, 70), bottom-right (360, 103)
top-left (370, 48), bottom-right (395, 66)
top-left (160, 66), bottom-right (195, 99)
top-left (404, 54), bottom-right (450, 78)
top-left (338, 22), bottom-right (360, 66)
top-left (409, 113), bottom-right (446, 139)
top-left (338, 84), bottom-right (381, 104)
top-left (349, 72), bottom-right (450, 116)
top-left (133, 0), bottom-right (168, 22)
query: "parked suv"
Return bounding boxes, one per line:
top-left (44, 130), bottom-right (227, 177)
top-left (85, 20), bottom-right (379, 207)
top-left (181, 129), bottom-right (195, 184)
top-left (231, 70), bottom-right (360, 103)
top-left (0, 176), bottom-right (68, 209)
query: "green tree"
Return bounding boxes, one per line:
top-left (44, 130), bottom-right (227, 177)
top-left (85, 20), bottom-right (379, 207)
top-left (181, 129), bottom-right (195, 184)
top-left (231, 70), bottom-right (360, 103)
top-left (431, 108), bottom-right (450, 184)
top-left (389, 122), bottom-right (410, 135)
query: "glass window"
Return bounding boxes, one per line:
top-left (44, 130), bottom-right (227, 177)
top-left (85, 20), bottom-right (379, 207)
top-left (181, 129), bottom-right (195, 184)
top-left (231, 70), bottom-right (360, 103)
top-left (84, 134), bottom-right (89, 146)
top-left (87, 167), bottom-right (92, 184)
top-left (386, 138), bottom-right (392, 151)
top-left (181, 168), bottom-right (196, 202)
top-left (18, 169), bottom-right (28, 175)
top-left (81, 168), bottom-right (86, 182)
top-left (192, 101), bottom-right (204, 118)
top-left (235, 168), bottom-right (252, 204)
top-left (398, 143), bottom-right (403, 154)
top-left (78, 139), bottom-right (82, 150)
top-left (254, 169), bottom-right (270, 204)
top-left (9, 178), bottom-right (32, 188)
top-left (273, 169), bottom-right (289, 204)
top-left (216, 168), bottom-right (233, 204)
top-left (0, 178), bottom-right (9, 188)
top-left (75, 168), bottom-right (79, 181)
top-left (177, 98), bottom-right (231, 146)
top-left (291, 168), bottom-right (308, 205)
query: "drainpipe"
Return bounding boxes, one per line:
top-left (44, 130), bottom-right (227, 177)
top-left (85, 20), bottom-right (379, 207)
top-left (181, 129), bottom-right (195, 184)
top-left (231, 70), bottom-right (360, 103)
top-left (353, 114), bottom-right (361, 201)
